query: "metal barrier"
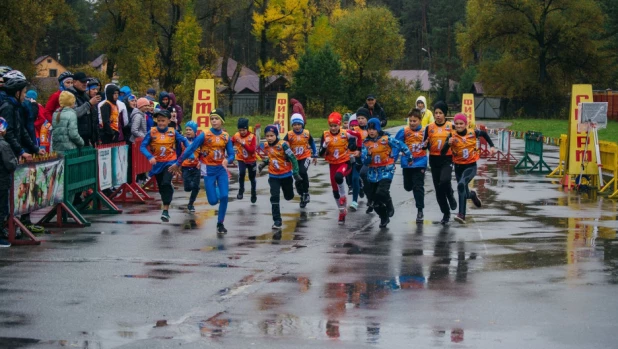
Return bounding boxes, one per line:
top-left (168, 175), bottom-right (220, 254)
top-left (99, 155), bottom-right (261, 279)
top-left (599, 141), bottom-right (618, 198)
top-left (478, 124), bottom-right (492, 158)
top-left (547, 134), bottom-right (569, 179)
top-left (108, 139), bottom-right (154, 203)
top-left (514, 131), bottom-right (552, 173)
top-left (488, 129), bottom-right (518, 164)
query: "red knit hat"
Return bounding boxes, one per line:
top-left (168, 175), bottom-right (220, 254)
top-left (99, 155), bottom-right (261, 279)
top-left (328, 112), bottom-right (342, 125)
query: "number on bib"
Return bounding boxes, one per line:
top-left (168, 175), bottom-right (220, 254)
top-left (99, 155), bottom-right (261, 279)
top-left (272, 159), bottom-right (280, 169)
top-left (242, 149), bottom-right (248, 158)
top-left (437, 140), bottom-right (443, 150)
top-left (333, 149), bottom-right (340, 158)
top-left (295, 146), bottom-right (304, 155)
top-left (374, 155), bottom-right (381, 164)
top-left (159, 146), bottom-right (167, 157)
top-left (462, 148), bottom-right (469, 159)
top-left (412, 143), bottom-right (421, 153)
top-left (213, 150), bottom-right (222, 160)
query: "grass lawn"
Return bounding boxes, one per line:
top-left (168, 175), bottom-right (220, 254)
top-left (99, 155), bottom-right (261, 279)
top-left (493, 119), bottom-right (618, 142)
top-left (223, 115), bottom-right (409, 137)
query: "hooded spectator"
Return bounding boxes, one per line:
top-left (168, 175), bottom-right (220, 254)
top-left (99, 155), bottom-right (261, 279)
top-left (22, 90), bottom-right (40, 144)
top-left (159, 91), bottom-right (170, 110)
top-left (43, 71), bottom-right (74, 123)
top-left (290, 98), bottom-right (306, 124)
top-left (52, 91), bottom-right (84, 151)
top-left (168, 92), bottom-right (183, 123)
top-left (99, 84), bottom-right (121, 144)
top-left (119, 86), bottom-right (132, 103)
top-left (87, 78), bottom-right (101, 144)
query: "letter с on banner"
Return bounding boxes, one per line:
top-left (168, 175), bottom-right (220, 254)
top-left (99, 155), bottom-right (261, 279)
top-left (273, 93), bottom-right (289, 134)
top-left (461, 93), bottom-right (476, 129)
top-left (192, 79), bottom-right (216, 132)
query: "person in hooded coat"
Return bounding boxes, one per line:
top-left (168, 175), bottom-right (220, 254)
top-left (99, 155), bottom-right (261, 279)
top-left (290, 98), bottom-right (306, 124)
top-left (99, 85), bottom-right (121, 144)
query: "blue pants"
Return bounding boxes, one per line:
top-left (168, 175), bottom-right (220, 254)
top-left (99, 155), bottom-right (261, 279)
top-left (351, 164), bottom-right (361, 202)
top-left (204, 165), bottom-right (229, 223)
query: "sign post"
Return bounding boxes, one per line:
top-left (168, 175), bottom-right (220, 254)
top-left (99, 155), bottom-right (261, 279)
top-left (566, 85), bottom-right (598, 178)
top-left (461, 93), bottom-right (476, 129)
top-left (192, 79), bottom-right (216, 133)
top-left (273, 93), bottom-right (289, 134)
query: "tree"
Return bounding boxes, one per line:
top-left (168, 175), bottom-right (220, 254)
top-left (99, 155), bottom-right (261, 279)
top-left (252, 0), bottom-right (313, 113)
top-left (291, 45), bottom-right (343, 115)
top-left (332, 6), bottom-right (405, 84)
top-left (457, 0), bottom-right (613, 114)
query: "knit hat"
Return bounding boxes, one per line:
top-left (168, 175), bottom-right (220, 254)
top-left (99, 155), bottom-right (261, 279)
top-left (343, 113), bottom-right (351, 122)
top-left (185, 121), bottom-right (198, 133)
top-left (433, 101), bottom-right (448, 115)
top-left (328, 112), bottom-right (342, 125)
top-left (59, 91), bottom-right (76, 107)
top-left (264, 124), bottom-right (279, 137)
top-left (349, 113), bottom-right (358, 127)
top-left (453, 113), bottom-right (468, 125)
top-left (137, 97), bottom-right (150, 109)
top-left (25, 90), bottom-right (37, 100)
top-left (0, 117), bottom-right (7, 133)
top-left (147, 88), bottom-right (156, 95)
top-left (210, 108), bottom-right (225, 123)
top-left (290, 113), bottom-right (304, 126)
top-left (237, 117), bottom-right (249, 129)
top-left (367, 118), bottom-right (382, 132)
top-left (127, 94), bottom-right (137, 102)
top-left (356, 107), bottom-right (370, 119)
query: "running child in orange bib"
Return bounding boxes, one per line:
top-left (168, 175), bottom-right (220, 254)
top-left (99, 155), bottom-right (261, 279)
top-left (283, 113), bottom-right (317, 208)
top-left (257, 125), bottom-right (302, 230)
top-left (232, 118), bottom-right (258, 203)
top-left (423, 101), bottom-right (457, 224)
top-left (441, 113), bottom-right (495, 224)
top-left (140, 110), bottom-right (189, 222)
top-left (318, 112), bottom-right (362, 224)
top-left (181, 121), bottom-right (201, 213)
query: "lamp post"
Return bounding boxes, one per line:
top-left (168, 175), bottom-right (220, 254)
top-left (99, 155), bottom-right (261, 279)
top-left (421, 47), bottom-right (432, 72)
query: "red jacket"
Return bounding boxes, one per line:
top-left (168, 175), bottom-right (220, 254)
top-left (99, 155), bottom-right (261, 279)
top-left (44, 90), bottom-right (62, 123)
top-left (290, 98), bottom-right (306, 123)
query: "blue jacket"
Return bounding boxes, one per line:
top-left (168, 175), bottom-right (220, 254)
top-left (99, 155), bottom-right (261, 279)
top-left (395, 126), bottom-right (428, 168)
top-left (361, 132), bottom-right (411, 183)
top-left (140, 127), bottom-right (189, 176)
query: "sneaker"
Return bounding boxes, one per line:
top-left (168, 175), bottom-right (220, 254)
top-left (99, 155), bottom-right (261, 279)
top-left (237, 189), bottom-right (244, 200)
top-left (187, 204), bottom-right (196, 213)
top-left (0, 239), bottom-right (10, 248)
top-left (379, 216), bottom-right (390, 228)
top-left (299, 194), bottom-right (307, 209)
top-left (387, 201), bottom-right (395, 217)
top-left (338, 209), bottom-right (347, 224)
top-left (251, 191), bottom-right (257, 204)
top-left (454, 213), bottom-right (466, 224)
top-left (338, 196), bottom-right (347, 209)
top-left (440, 213), bottom-right (450, 225)
top-left (348, 187), bottom-right (352, 195)
top-left (305, 193), bottom-right (311, 204)
top-left (470, 190), bottom-right (482, 208)
top-left (272, 220), bottom-right (282, 230)
top-left (217, 223), bottom-right (227, 234)
top-left (366, 201), bottom-right (374, 214)
top-left (416, 210), bottom-right (424, 224)
top-left (161, 210), bottom-right (170, 222)
top-left (349, 201), bottom-right (358, 211)
top-left (448, 193), bottom-right (457, 211)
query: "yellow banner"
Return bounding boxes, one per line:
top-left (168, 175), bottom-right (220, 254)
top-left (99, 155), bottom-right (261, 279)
top-left (273, 93), bottom-right (289, 134)
top-left (191, 79), bottom-right (216, 132)
top-left (567, 85), bottom-right (598, 174)
top-left (461, 93), bottom-right (476, 129)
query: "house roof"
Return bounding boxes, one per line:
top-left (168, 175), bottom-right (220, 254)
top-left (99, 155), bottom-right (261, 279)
top-left (90, 54), bottom-right (106, 69)
top-left (213, 57), bottom-right (257, 79)
top-left (34, 55), bottom-right (51, 65)
top-left (389, 70), bottom-right (431, 91)
top-left (229, 75), bottom-right (283, 93)
top-left (472, 82), bottom-right (484, 95)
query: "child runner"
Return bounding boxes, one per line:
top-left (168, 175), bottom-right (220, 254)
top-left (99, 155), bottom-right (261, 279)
top-left (318, 112), bottom-right (362, 224)
top-left (172, 109), bottom-right (234, 234)
top-left (362, 118), bottom-right (412, 228)
top-left (352, 108), bottom-right (371, 212)
top-left (181, 121), bottom-right (201, 213)
top-left (423, 101), bottom-right (457, 224)
top-left (342, 113), bottom-right (351, 130)
top-left (232, 118), bottom-right (258, 203)
top-left (140, 110), bottom-right (189, 222)
top-left (395, 108), bottom-right (427, 223)
top-left (441, 113), bottom-right (495, 224)
top-left (257, 125), bottom-right (302, 229)
top-left (283, 113), bottom-right (317, 208)
top-left (416, 96), bottom-right (434, 127)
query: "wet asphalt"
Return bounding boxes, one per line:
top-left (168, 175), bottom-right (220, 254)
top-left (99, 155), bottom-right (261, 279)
top-left (0, 122), bottom-right (617, 349)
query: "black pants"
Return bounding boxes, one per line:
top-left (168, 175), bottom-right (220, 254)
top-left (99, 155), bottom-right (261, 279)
top-left (155, 167), bottom-right (174, 205)
top-left (238, 161), bottom-right (257, 193)
top-left (182, 167), bottom-right (201, 205)
top-left (364, 179), bottom-right (392, 219)
top-left (454, 163), bottom-right (477, 216)
top-left (295, 158), bottom-right (310, 196)
top-left (0, 187), bottom-right (8, 223)
top-left (429, 155), bottom-right (454, 215)
top-left (403, 167), bottom-right (425, 209)
top-left (269, 176), bottom-right (294, 222)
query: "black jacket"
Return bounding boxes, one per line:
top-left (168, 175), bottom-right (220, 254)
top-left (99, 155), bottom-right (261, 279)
top-left (0, 98), bottom-right (39, 157)
top-left (0, 136), bottom-right (18, 189)
top-left (362, 102), bottom-right (387, 127)
top-left (67, 87), bottom-right (97, 143)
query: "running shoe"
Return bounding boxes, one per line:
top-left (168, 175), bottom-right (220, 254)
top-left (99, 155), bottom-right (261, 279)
top-left (161, 210), bottom-right (170, 222)
top-left (187, 204), bottom-right (196, 213)
top-left (251, 191), bottom-right (257, 204)
top-left (217, 223), bottom-right (227, 234)
top-left (470, 190), bottom-right (482, 208)
top-left (440, 213), bottom-right (450, 225)
top-left (379, 216), bottom-right (390, 228)
top-left (338, 196), bottom-right (347, 208)
top-left (338, 209), bottom-right (347, 224)
top-left (272, 220), bottom-right (282, 230)
top-left (237, 189), bottom-right (244, 200)
top-left (0, 239), bottom-right (10, 248)
top-left (454, 213), bottom-right (466, 224)
top-left (416, 210), bottom-right (424, 224)
top-left (349, 201), bottom-right (358, 211)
